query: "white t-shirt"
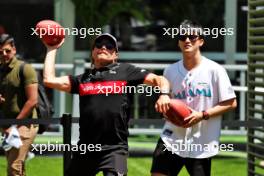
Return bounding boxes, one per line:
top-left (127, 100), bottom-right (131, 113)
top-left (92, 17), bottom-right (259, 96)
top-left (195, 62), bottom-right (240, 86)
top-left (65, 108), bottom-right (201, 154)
top-left (161, 56), bottom-right (236, 158)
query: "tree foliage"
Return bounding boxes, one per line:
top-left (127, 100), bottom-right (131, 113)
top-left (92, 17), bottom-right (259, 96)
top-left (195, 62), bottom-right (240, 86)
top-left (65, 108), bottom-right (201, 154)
top-left (149, 0), bottom-right (224, 27)
top-left (71, 0), bottom-right (150, 28)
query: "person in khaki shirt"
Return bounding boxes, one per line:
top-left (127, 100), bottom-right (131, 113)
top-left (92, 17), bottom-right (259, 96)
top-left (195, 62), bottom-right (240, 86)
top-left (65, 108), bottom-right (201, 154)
top-left (0, 34), bottom-right (38, 176)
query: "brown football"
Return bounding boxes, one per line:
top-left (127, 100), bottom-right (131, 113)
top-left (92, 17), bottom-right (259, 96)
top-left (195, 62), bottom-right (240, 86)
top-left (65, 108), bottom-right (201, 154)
top-left (35, 20), bottom-right (65, 46)
top-left (165, 99), bottom-right (191, 125)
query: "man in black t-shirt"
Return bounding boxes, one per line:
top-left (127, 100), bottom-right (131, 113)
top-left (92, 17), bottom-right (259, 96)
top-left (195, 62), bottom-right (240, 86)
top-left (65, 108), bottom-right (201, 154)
top-left (42, 33), bottom-right (171, 176)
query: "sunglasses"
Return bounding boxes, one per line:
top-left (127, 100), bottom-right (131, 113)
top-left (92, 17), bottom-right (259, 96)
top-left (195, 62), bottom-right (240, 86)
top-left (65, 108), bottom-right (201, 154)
top-left (0, 48), bottom-right (12, 55)
top-left (178, 35), bottom-right (199, 42)
top-left (95, 41), bottom-right (115, 50)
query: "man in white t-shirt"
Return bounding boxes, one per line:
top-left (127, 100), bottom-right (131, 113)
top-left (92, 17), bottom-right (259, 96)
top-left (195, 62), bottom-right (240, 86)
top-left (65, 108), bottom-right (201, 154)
top-left (151, 20), bottom-right (237, 176)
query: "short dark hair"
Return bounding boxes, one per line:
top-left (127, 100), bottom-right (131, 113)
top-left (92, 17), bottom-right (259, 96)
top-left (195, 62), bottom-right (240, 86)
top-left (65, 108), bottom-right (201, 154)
top-left (0, 34), bottom-right (15, 47)
top-left (180, 20), bottom-right (204, 38)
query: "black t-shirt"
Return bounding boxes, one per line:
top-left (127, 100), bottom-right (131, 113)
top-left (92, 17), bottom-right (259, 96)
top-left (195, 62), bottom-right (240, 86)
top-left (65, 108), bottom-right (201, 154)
top-left (70, 63), bottom-right (149, 151)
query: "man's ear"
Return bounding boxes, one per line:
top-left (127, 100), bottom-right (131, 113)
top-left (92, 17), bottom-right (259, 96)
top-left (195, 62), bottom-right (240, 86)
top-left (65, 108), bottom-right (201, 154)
top-left (199, 39), bottom-right (204, 47)
top-left (11, 46), bottom-right (16, 55)
top-left (114, 52), bottom-right (118, 60)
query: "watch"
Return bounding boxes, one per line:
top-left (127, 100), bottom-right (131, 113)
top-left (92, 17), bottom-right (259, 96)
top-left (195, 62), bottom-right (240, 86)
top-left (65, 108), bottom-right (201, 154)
top-left (202, 110), bottom-right (209, 120)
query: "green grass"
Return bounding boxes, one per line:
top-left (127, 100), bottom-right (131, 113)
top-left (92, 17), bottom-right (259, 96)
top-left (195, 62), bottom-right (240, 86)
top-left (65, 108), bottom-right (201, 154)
top-left (220, 135), bottom-right (247, 143)
top-left (34, 135), bottom-right (63, 144)
top-left (0, 156), bottom-right (63, 176)
top-left (0, 156), bottom-right (253, 176)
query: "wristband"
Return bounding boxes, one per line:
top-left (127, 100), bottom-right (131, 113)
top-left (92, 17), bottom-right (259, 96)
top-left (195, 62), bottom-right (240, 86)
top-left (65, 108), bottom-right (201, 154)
top-left (202, 110), bottom-right (209, 120)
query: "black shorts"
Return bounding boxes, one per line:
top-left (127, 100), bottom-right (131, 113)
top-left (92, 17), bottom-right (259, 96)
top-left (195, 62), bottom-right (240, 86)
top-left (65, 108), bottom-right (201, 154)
top-left (151, 138), bottom-right (212, 176)
top-left (66, 149), bottom-right (128, 176)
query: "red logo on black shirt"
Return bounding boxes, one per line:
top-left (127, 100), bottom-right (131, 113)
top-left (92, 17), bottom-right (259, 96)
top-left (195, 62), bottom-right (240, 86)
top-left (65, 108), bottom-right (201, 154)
top-left (79, 81), bottom-right (127, 96)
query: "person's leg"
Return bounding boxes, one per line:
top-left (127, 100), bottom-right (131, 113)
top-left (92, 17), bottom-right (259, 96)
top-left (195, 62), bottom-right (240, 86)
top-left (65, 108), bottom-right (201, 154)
top-left (185, 157), bottom-right (211, 176)
top-left (6, 124), bottom-right (38, 176)
top-left (66, 152), bottom-right (98, 176)
top-left (151, 138), bottom-right (184, 176)
top-left (97, 149), bottom-right (128, 176)
top-left (169, 154), bottom-right (186, 176)
top-left (6, 148), bottom-right (21, 176)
